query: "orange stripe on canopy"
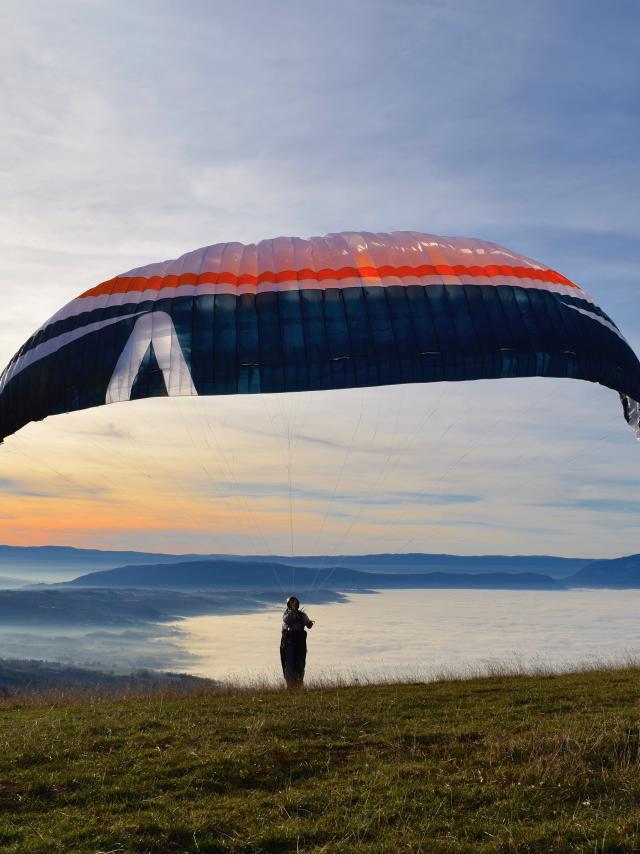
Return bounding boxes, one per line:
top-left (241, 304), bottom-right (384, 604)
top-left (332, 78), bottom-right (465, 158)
top-left (79, 263), bottom-right (577, 299)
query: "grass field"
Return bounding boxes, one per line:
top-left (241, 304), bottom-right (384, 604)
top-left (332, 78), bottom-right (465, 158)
top-left (1, 667), bottom-right (639, 852)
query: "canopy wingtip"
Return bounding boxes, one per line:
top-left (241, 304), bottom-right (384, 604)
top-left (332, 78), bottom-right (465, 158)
top-left (621, 395), bottom-right (640, 441)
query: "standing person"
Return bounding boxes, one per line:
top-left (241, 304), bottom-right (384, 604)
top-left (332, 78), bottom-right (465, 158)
top-left (280, 596), bottom-right (314, 688)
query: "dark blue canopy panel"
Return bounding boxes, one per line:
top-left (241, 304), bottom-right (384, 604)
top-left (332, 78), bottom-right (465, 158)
top-left (1, 231), bottom-right (639, 441)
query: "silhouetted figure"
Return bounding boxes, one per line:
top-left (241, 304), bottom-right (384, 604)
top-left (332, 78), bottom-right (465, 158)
top-left (280, 596), bottom-right (314, 688)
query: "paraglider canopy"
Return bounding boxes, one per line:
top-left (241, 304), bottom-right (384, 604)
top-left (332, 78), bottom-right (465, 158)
top-left (0, 231), bottom-right (639, 442)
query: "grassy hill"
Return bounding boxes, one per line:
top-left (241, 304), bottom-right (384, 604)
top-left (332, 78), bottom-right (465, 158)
top-left (1, 668), bottom-right (639, 852)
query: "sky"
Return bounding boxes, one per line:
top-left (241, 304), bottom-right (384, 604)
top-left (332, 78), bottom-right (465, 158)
top-left (0, 0), bottom-right (638, 557)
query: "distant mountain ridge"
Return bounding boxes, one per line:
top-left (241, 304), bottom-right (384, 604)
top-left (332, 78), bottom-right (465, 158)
top-left (283, 553), bottom-right (589, 576)
top-left (4, 545), bottom-right (639, 588)
top-left (63, 559), bottom-right (565, 591)
top-left (62, 553), bottom-right (640, 591)
top-left (0, 544), bottom-right (591, 582)
top-left (0, 545), bottom-right (222, 580)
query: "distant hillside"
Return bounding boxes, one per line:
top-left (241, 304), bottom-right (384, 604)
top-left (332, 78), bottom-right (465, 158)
top-left (0, 544), bottom-right (590, 582)
top-left (0, 588), bottom-right (223, 626)
top-left (0, 588), bottom-right (345, 627)
top-left (566, 554), bottom-right (640, 588)
top-left (0, 576), bottom-right (25, 589)
top-left (0, 657), bottom-right (216, 695)
top-left (64, 559), bottom-right (565, 591)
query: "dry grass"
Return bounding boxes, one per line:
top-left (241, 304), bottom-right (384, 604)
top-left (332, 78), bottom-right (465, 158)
top-left (0, 665), bottom-right (639, 851)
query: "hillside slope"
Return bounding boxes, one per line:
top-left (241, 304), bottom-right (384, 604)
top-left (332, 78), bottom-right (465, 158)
top-left (566, 553), bottom-right (640, 587)
top-left (1, 668), bottom-right (639, 852)
top-left (0, 658), bottom-right (215, 694)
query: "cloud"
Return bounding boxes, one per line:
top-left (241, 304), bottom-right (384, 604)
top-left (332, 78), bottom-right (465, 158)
top-left (539, 498), bottom-right (640, 515)
top-left (0, 477), bottom-right (55, 498)
top-left (199, 478), bottom-right (479, 504)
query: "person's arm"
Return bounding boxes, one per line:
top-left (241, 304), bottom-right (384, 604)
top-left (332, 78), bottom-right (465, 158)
top-left (303, 611), bottom-right (314, 628)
